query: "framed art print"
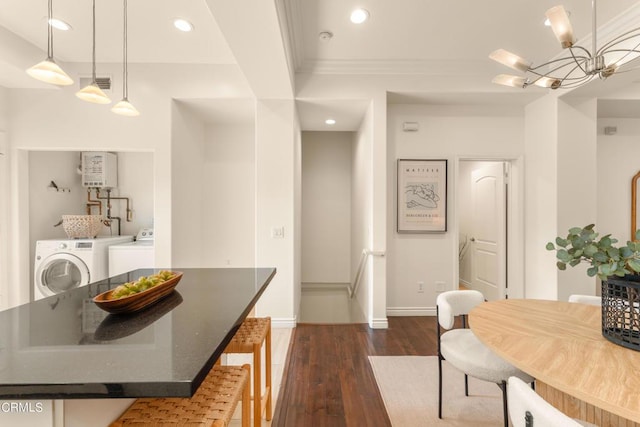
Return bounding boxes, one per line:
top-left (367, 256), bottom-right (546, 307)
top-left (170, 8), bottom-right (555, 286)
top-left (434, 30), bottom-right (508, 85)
top-left (397, 159), bottom-right (447, 233)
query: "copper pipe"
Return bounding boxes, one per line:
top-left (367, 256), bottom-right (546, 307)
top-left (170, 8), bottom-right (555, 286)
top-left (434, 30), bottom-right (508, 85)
top-left (96, 188), bottom-right (133, 222)
top-left (86, 188), bottom-right (102, 215)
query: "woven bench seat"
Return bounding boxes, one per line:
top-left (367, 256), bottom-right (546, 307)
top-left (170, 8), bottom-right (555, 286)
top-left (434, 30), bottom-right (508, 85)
top-left (110, 364), bottom-right (250, 427)
top-left (224, 317), bottom-right (271, 427)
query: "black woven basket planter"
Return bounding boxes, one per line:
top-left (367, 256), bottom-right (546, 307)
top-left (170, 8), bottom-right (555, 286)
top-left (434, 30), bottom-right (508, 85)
top-left (602, 275), bottom-right (640, 351)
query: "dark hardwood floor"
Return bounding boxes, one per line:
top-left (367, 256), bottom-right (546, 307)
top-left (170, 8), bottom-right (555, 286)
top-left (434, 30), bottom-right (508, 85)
top-left (272, 316), bottom-right (439, 427)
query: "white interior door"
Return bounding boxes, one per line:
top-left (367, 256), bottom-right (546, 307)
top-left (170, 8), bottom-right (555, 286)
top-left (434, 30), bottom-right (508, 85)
top-left (470, 163), bottom-right (506, 301)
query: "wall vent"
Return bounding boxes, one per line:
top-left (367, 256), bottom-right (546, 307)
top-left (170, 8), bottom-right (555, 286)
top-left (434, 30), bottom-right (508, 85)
top-left (78, 76), bottom-right (112, 91)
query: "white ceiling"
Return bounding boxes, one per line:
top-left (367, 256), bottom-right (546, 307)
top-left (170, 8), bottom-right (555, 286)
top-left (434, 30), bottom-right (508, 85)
top-left (1, 0), bottom-right (639, 126)
top-left (0, 0), bottom-right (235, 64)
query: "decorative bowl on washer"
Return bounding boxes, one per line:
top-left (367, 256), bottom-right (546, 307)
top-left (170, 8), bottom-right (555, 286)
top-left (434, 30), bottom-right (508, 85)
top-left (62, 215), bottom-right (105, 238)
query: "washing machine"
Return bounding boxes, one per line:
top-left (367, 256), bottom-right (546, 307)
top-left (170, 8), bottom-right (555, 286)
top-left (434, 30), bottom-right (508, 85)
top-left (109, 228), bottom-right (155, 277)
top-left (34, 235), bottom-right (133, 300)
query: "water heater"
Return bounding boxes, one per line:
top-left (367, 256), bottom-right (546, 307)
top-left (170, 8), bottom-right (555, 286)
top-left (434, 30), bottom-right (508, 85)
top-left (81, 151), bottom-right (118, 188)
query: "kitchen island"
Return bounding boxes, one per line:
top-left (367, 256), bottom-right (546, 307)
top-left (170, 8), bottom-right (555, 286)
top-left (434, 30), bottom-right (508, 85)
top-left (0, 267), bottom-right (276, 400)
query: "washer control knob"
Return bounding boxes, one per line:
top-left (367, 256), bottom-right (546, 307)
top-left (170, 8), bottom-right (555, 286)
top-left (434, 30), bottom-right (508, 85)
top-left (58, 243), bottom-right (67, 250)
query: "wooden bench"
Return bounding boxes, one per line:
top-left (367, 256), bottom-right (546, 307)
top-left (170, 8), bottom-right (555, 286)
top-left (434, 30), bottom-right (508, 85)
top-left (110, 364), bottom-right (250, 427)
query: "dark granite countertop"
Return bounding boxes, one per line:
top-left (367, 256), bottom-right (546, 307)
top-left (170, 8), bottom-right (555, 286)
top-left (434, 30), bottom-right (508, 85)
top-left (0, 268), bottom-right (276, 399)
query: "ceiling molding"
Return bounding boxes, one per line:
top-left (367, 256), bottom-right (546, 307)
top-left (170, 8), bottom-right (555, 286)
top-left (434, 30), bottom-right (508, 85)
top-left (281, 0), bottom-right (305, 73)
top-left (297, 59), bottom-right (497, 76)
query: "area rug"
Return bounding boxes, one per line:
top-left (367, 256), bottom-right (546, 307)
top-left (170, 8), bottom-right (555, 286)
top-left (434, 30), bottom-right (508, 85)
top-left (368, 356), bottom-right (503, 426)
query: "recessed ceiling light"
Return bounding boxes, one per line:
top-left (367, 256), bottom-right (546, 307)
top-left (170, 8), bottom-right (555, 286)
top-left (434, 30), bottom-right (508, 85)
top-left (173, 18), bottom-right (194, 32)
top-left (350, 8), bottom-right (369, 24)
top-left (48, 18), bottom-right (71, 31)
top-left (325, 119), bottom-right (336, 125)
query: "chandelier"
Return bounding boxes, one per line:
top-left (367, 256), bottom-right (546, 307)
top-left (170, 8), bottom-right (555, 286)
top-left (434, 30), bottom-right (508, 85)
top-left (490, 0), bottom-right (640, 89)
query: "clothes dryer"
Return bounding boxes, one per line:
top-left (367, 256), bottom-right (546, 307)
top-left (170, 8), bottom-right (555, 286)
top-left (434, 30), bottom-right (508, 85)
top-left (109, 228), bottom-right (155, 276)
top-left (34, 235), bottom-right (133, 300)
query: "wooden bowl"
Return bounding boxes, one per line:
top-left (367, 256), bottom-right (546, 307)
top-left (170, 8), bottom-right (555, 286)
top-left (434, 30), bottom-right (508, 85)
top-left (94, 291), bottom-right (183, 340)
top-left (93, 272), bottom-right (183, 314)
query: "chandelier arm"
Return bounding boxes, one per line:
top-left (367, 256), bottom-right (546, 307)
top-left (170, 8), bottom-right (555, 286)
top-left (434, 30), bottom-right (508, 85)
top-left (558, 74), bottom-right (595, 88)
top-left (604, 47), bottom-right (640, 70)
top-left (528, 57), bottom-right (588, 78)
top-left (528, 56), bottom-right (589, 73)
top-left (569, 45), bottom-right (593, 58)
top-left (569, 48), bottom-right (590, 74)
top-left (527, 60), bottom-right (591, 83)
top-left (597, 29), bottom-right (640, 55)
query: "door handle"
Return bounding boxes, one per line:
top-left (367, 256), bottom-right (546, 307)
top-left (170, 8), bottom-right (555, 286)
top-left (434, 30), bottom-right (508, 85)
top-left (470, 237), bottom-right (476, 242)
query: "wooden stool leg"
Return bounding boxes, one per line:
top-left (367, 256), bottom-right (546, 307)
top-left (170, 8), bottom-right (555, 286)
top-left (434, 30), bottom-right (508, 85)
top-left (253, 342), bottom-right (261, 427)
top-left (265, 322), bottom-right (272, 421)
top-left (242, 364), bottom-right (251, 427)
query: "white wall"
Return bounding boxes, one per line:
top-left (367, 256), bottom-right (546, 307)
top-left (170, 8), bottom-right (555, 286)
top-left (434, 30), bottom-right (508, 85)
top-left (524, 96), bottom-right (560, 300)
top-left (597, 117), bottom-right (640, 274)
top-left (171, 101), bottom-right (206, 267)
top-left (254, 99), bottom-right (296, 326)
top-left (293, 114), bottom-right (302, 321)
top-left (351, 102), bottom-right (374, 323)
top-left (386, 104), bottom-right (525, 314)
top-left (202, 123), bottom-right (255, 267)
top-left (301, 131), bottom-right (352, 284)
top-left (556, 98), bottom-right (598, 301)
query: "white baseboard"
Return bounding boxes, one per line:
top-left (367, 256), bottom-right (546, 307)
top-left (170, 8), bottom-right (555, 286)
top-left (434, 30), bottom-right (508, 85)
top-left (369, 317), bottom-right (389, 329)
top-left (271, 317), bottom-right (297, 328)
top-left (387, 307), bottom-right (436, 316)
top-left (301, 282), bottom-right (350, 291)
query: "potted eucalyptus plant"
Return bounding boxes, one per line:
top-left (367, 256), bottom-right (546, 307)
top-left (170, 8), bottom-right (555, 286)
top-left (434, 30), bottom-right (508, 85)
top-left (547, 224), bottom-right (640, 351)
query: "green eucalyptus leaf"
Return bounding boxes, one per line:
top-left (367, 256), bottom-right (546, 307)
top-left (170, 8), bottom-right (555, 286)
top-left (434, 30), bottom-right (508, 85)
top-left (600, 236), bottom-right (612, 247)
top-left (587, 266), bottom-right (598, 277)
top-left (557, 262), bottom-right (567, 271)
top-left (583, 244), bottom-right (597, 256)
top-left (607, 247), bottom-right (620, 259)
top-left (557, 249), bottom-right (571, 262)
top-left (569, 259), bottom-right (581, 267)
top-left (621, 247), bottom-right (633, 258)
top-left (593, 252), bottom-right (608, 263)
top-left (628, 259), bottom-right (640, 272)
top-left (601, 264), bottom-right (611, 275)
top-left (555, 237), bottom-right (568, 248)
top-left (635, 229), bottom-right (640, 241)
top-left (546, 242), bottom-right (555, 251)
top-left (569, 227), bottom-right (582, 235)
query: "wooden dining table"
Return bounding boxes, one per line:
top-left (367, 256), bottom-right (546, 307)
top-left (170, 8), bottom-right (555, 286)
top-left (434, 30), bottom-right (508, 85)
top-left (469, 299), bottom-right (640, 426)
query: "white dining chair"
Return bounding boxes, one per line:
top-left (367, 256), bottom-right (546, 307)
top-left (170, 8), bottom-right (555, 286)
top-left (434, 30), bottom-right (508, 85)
top-left (437, 290), bottom-right (534, 427)
top-left (568, 294), bottom-right (601, 306)
top-left (507, 376), bottom-right (596, 427)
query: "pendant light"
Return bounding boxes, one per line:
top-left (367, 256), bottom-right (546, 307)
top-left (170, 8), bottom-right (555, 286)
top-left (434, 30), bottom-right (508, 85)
top-left (76, 0), bottom-right (111, 104)
top-left (112, 0), bottom-right (139, 116)
top-left (26, 0), bottom-right (73, 86)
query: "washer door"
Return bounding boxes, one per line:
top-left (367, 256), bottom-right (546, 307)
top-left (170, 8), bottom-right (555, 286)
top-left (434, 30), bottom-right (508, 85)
top-left (35, 254), bottom-right (90, 298)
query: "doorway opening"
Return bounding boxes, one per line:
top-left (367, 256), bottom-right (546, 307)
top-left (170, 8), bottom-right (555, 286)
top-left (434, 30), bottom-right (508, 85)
top-left (299, 131), bottom-right (366, 323)
top-left (457, 159), bottom-right (521, 301)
